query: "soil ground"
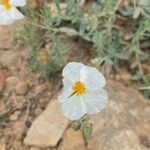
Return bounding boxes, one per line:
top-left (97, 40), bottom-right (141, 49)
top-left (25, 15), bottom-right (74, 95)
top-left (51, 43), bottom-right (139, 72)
top-left (0, 22), bottom-right (149, 150)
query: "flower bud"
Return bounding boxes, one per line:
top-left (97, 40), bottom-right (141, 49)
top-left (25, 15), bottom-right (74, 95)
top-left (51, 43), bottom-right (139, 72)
top-left (82, 123), bottom-right (93, 141)
top-left (72, 121), bottom-right (81, 131)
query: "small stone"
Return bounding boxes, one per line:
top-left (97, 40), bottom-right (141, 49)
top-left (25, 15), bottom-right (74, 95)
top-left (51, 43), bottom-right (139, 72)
top-left (115, 74), bottom-right (121, 81)
top-left (124, 32), bottom-right (133, 41)
top-left (9, 111), bottom-right (21, 121)
top-left (5, 76), bottom-right (19, 93)
top-left (0, 138), bottom-right (6, 150)
top-left (6, 76), bottom-right (19, 86)
top-left (0, 51), bottom-right (20, 70)
top-left (24, 100), bottom-right (69, 147)
top-left (27, 0), bottom-right (38, 9)
top-left (48, 2), bottom-right (66, 16)
top-left (58, 128), bottom-right (86, 150)
top-left (15, 81), bottom-right (28, 95)
top-left (16, 110), bottom-right (21, 115)
top-left (12, 121), bottom-right (24, 139)
top-left (35, 84), bottom-right (47, 94)
top-left (10, 114), bottom-right (18, 121)
top-left (35, 108), bottom-right (42, 116)
top-left (45, 43), bottom-right (52, 50)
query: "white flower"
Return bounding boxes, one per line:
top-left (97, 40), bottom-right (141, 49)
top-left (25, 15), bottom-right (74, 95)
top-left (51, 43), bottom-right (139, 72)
top-left (58, 62), bottom-right (108, 120)
top-left (0, 0), bottom-right (26, 25)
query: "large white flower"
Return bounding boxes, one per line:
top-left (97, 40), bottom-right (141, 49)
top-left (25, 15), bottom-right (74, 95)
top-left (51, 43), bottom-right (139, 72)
top-left (0, 0), bottom-right (26, 25)
top-left (58, 62), bottom-right (108, 120)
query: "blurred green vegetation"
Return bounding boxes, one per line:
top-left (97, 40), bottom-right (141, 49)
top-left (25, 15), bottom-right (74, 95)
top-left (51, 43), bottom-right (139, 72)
top-left (15, 0), bottom-right (150, 98)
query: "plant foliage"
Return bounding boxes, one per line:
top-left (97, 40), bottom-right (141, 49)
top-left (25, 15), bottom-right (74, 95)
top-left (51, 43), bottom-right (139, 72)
top-left (16, 0), bottom-right (150, 98)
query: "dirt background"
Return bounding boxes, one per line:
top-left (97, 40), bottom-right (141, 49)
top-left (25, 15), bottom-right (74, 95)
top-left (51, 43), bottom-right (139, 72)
top-left (0, 19), bottom-right (150, 150)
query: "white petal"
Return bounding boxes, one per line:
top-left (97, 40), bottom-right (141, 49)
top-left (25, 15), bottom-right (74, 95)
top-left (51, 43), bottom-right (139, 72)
top-left (62, 62), bottom-right (84, 82)
top-left (0, 5), bottom-right (5, 13)
top-left (82, 89), bottom-right (108, 115)
top-left (80, 66), bottom-right (106, 90)
top-left (60, 96), bottom-right (87, 120)
top-left (10, 0), bottom-right (26, 7)
top-left (9, 7), bottom-right (24, 20)
top-left (0, 12), bottom-right (15, 25)
top-left (58, 78), bottom-right (72, 103)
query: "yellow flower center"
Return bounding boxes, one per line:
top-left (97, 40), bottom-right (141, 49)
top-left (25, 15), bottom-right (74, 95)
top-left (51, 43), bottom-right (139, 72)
top-left (72, 81), bottom-right (86, 96)
top-left (2, 0), bottom-right (11, 11)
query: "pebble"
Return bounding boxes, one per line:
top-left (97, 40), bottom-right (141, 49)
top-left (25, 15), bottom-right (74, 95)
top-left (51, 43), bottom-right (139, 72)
top-left (0, 51), bottom-right (19, 70)
top-left (34, 108), bottom-right (42, 116)
top-left (6, 76), bottom-right (19, 85)
top-left (5, 76), bottom-right (19, 93)
top-left (12, 121), bottom-right (24, 139)
top-left (9, 111), bottom-right (21, 121)
top-left (15, 81), bottom-right (28, 95)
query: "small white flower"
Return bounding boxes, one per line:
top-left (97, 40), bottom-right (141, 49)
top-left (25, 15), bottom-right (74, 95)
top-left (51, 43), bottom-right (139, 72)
top-left (58, 62), bottom-right (108, 120)
top-left (0, 0), bottom-right (26, 25)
